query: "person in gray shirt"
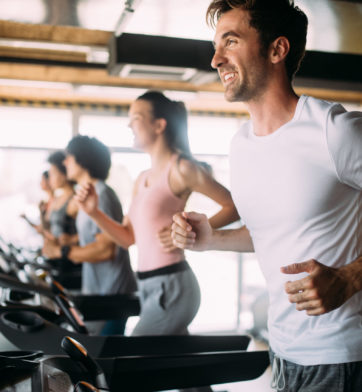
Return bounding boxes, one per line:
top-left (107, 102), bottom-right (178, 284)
top-left (43, 135), bottom-right (137, 335)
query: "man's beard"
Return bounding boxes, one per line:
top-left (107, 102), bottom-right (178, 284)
top-left (225, 80), bottom-right (253, 102)
top-left (224, 60), bottom-right (269, 102)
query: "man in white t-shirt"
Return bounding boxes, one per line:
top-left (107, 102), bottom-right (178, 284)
top-left (170, 1), bottom-right (362, 391)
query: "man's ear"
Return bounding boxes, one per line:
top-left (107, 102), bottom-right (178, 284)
top-left (270, 36), bottom-right (290, 64)
top-left (155, 118), bottom-right (167, 135)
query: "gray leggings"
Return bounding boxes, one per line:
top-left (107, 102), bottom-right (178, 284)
top-left (132, 265), bottom-right (201, 336)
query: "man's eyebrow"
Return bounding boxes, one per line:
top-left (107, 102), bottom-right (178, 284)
top-left (212, 31), bottom-right (241, 47)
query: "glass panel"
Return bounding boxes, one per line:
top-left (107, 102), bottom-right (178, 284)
top-left (240, 253), bottom-right (268, 340)
top-left (78, 113), bottom-right (245, 155)
top-left (189, 116), bottom-right (243, 155)
top-left (79, 114), bottom-right (134, 148)
top-left (0, 107), bottom-right (72, 149)
top-left (0, 149), bottom-right (49, 248)
top-left (188, 250), bottom-right (239, 332)
top-left (187, 154), bottom-right (239, 332)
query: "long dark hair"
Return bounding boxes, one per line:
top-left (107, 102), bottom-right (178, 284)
top-left (47, 150), bottom-right (76, 186)
top-left (137, 90), bottom-right (211, 173)
top-left (48, 151), bottom-right (67, 175)
top-left (136, 91), bottom-right (192, 158)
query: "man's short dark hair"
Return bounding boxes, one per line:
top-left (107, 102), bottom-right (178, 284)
top-left (47, 150), bottom-right (67, 175)
top-left (206, 0), bottom-right (308, 80)
top-left (66, 135), bottom-right (111, 180)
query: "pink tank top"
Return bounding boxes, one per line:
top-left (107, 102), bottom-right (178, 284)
top-left (128, 156), bottom-right (186, 272)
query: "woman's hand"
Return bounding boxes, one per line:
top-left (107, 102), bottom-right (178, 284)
top-left (58, 233), bottom-right (77, 246)
top-left (42, 238), bottom-right (61, 259)
top-left (158, 225), bottom-right (178, 252)
top-left (43, 230), bottom-right (57, 242)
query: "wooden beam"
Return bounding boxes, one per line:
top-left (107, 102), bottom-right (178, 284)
top-left (295, 86), bottom-right (362, 105)
top-left (0, 85), bottom-right (248, 115)
top-left (0, 85), bottom-right (130, 105)
top-left (0, 47), bottom-right (87, 63)
top-left (0, 21), bottom-right (112, 45)
top-left (0, 63), bottom-right (361, 106)
top-left (0, 62), bottom-right (223, 92)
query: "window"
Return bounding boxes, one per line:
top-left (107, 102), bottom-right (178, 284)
top-left (79, 113), bottom-right (133, 148)
top-left (0, 107), bottom-right (72, 148)
top-left (189, 115), bottom-right (241, 155)
top-left (0, 149), bottom-right (49, 248)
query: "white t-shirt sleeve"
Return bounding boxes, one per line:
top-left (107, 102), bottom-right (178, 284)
top-left (326, 104), bottom-right (362, 190)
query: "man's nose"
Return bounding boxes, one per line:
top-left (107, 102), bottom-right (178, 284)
top-left (211, 48), bottom-right (225, 69)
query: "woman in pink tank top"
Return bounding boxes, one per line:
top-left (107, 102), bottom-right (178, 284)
top-left (75, 91), bottom-right (239, 336)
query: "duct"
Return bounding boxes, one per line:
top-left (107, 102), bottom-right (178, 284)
top-left (107, 33), bottom-right (219, 85)
top-left (295, 50), bottom-right (362, 91)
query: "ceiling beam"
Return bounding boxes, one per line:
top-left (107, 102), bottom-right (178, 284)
top-left (0, 62), bottom-right (223, 92)
top-left (0, 20), bottom-right (111, 46)
top-left (0, 84), bottom-right (248, 115)
top-left (0, 70), bottom-right (361, 113)
top-left (0, 47), bottom-right (87, 63)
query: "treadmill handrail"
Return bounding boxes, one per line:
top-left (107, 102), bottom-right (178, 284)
top-left (0, 272), bottom-right (54, 298)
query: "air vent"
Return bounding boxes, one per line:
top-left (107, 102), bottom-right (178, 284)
top-left (118, 64), bottom-right (197, 81)
top-left (108, 33), bottom-right (218, 85)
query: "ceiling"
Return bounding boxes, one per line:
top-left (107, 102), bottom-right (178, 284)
top-left (0, 0), bottom-right (361, 52)
top-left (0, 0), bottom-right (361, 113)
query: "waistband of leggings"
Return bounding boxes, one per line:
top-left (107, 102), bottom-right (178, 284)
top-left (137, 260), bottom-right (189, 280)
